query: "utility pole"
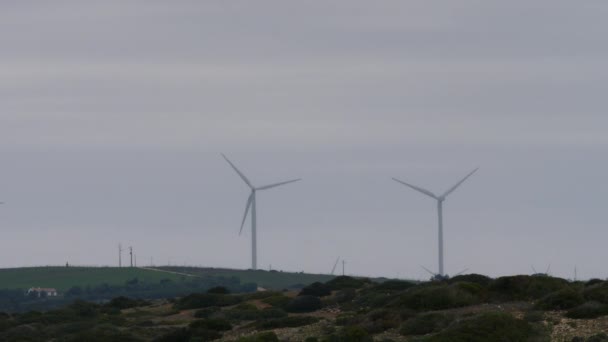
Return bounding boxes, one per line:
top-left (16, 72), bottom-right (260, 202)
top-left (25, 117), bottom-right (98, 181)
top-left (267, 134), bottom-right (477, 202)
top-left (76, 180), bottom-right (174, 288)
top-left (118, 244), bottom-right (123, 268)
top-left (129, 246), bottom-right (133, 267)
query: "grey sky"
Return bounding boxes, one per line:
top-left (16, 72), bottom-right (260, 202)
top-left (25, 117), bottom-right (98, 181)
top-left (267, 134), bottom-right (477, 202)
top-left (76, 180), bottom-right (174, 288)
top-left (1, 1), bottom-right (607, 280)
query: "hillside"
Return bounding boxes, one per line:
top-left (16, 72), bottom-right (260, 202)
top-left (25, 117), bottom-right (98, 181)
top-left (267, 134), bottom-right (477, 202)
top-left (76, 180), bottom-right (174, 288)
top-left (157, 266), bottom-right (338, 290)
top-left (0, 267), bottom-right (184, 292)
top-left (2, 274), bottom-right (608, 341)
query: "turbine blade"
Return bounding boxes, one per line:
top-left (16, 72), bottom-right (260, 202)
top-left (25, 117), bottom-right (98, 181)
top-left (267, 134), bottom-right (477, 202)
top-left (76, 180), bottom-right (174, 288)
top-left (454, 268), bottom-right (469, 276)
top-left (392, 178), bottom-right (438, 199)
top-left (420, 265), bottom-right (437, 276)
top-left (546, 264), bottom-right (551, 275)
top-left (531, 266), bottom-right (538, 274)
top-left (331, 257), bottom-right (340, 275)
top-left (441, 167), bottom-right (479, 198)
top-left (222, 153), bottom-right (254, 189)
top-left (257, 178), bottom-right (301, 191)
top-left (239, 193), bottom-right (254, 235)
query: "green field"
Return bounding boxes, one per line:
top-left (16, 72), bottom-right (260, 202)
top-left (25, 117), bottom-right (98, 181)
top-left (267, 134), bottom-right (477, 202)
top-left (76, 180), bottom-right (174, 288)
top-left (158, 266), bottom-right (337, 289)
top-left (0, 267), bottom-right (184, 291)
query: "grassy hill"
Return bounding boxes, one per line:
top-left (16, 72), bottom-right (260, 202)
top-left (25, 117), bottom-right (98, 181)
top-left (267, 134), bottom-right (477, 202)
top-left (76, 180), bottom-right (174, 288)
top-left (0, 267), bottom-right (184, 291)
top-left (155, 266), bottom-right (337, 290)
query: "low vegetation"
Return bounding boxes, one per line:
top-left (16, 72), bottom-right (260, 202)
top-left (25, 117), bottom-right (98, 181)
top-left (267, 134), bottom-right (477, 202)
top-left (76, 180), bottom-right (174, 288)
top-left (2, 267), bottom-right (608, 340)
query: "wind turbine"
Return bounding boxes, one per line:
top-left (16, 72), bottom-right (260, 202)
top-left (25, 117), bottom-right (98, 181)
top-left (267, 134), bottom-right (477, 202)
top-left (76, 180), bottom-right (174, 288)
top-left (393, 168), bottom-right (478, 278)
top-left (222, 154), bottom-right (301, 270)
top-left (531, 264), bottom-right (551, 276)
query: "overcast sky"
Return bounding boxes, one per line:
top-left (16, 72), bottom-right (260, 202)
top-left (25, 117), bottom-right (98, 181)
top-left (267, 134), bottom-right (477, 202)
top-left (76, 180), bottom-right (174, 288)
top-left (1, 1), bottom-right (607, 280)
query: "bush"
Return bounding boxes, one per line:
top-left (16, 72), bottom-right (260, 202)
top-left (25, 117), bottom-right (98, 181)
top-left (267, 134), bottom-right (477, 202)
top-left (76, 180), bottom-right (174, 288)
top-left (566, 301), bottom-right (608, 319)
top-left (586, 279), bottom-right (604, 287)
top-left (194, 307), bottom-right (221, 319)
top-left (400, 312), bottom-right (454, 336)
top-left (189, 318), bottom-right (232, 331)
top-left (299, 282), bottom-right (332, 297)
top-left (587, 333), bottom-right (608, 342)
top-left (285, 295), bottom-right (322, 313)
top-left (335, 288), bottom-right (357, 303)
top-left (174, 293), bottom-right (241, 309)
top-left (338, 326), bottom-right (373, 342)
top-left (237, 331), bottom-right (279, 342)
top-left (370, 280), bottom-right (415, 293)
top-left (523, 311), bottom-right (545, 323)
top-left (106, 296), bottom-right (148, 310)
top-left (223, 305), bottom-right (287, 321)
top-left (256, 316), bottom-right (320, 329)
top-left (326, 276), bottom-right (367, 290)
top-left (488, 275), bottom-right (569, 301)
top-left (426, 312), bottom-right (535, 342)
top-left (154, 328), bottom-right (191, 342)
top-left (536, 288), bottom-right (584, 310)
top-left (584, 283), bottom-right (608, 304)
top-left (448, 274), bottom-right (492, 286)
top-left (262, 294), bottom-right (291, 308)
top-left (396, 284), bottom-right (478, 311)
top-left (336, 313), bottom-right (357, 326)
top-left (360, 309), bottom-right (401, 334)
top-left (207, 286), bottom-right (230, 294)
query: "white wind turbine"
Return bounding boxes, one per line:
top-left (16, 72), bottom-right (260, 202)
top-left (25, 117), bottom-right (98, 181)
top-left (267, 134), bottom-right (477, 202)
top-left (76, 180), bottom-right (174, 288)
top-left (393, 168), bottom-right (478, 278)
top-left (222, 154), bottom-right (301, 270)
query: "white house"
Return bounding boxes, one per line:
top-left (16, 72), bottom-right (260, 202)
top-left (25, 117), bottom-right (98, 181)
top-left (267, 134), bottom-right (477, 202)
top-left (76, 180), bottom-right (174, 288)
top-left (27, 287), bottom-right (58, 297)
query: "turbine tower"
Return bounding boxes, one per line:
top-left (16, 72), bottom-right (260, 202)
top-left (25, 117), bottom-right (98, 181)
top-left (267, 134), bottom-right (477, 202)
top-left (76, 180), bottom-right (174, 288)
top-left (118, 243), bottom-right (124, 268)
top-left (393, 168), bottom-right (478, 277)
top-left (222, 154), bottom-right (301, 270)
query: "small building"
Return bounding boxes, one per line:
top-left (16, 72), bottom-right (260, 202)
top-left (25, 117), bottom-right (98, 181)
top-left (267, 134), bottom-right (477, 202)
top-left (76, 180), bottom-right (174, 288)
top-left (27, 287), bottom-right (58, 297)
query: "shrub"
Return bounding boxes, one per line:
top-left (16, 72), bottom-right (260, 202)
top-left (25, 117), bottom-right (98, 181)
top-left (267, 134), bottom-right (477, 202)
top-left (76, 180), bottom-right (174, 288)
top-left (106, 296), bottom-right (148, 310)
top-left (285, 295), bottom-right (322, 313)
top-left (523, 311), bottom-right (545, 323)
top-left (335, 288), bottom-right (357, 304)
top-left (237, 331), bottom-right (279, 342)
top-left (299, 282), bottom-right (332, 297)
top-left (174, 293), bottom-right (241, 309)
top-left (326, 276), bottom-right (366, 290)
top-left (448, 274), bottom-right (492, 286)
top-left (584, 283), bottom-right (608, 304)
top-left (586, 279), bottom-right (604, 287)
top-left (587, 333), bottom-right (608, 342)
top-left (189, 318), bottom-right (232, 331)
top-left (194, 307), bottom-right (221, 318)
top-left (338, 326), bottom-right (373, 342)
top-left (536, 288), bottom-right (584, 310)
top-left (207, 286), bottom-right (230, 294)
top-left (566, 301), bottom-right (608, 319)
top-left (370, 280), bottom-right (415, 293)
top-left (426, 312), bottom-right (535, 342)
top-left (154, 328), bottom-right (192, 342)
top-left (255, 316), bottom-right (320, 329)
top-left (488, 275), bottom-right (569, 301)
top-left (400, 312), bottom-right (454, 336)
top-left (262, 294), bottom-right (291, 308)
top-left (361, 309), bottom-right (401, 334)
top-left (336, 313), bottom-right (357, 326)
top-left (396, 284), bottom-right (478, 311)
